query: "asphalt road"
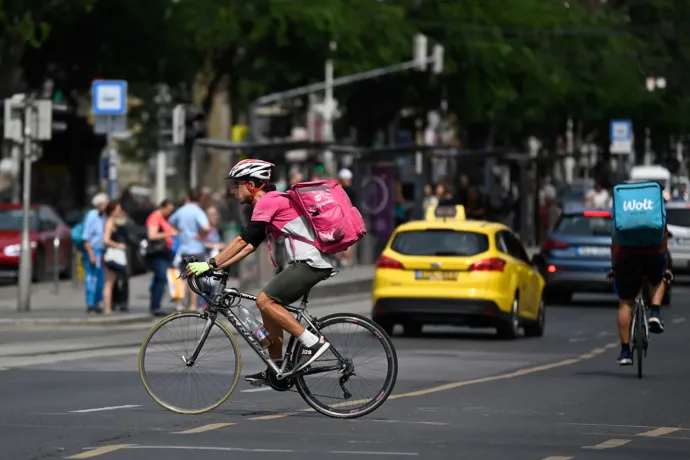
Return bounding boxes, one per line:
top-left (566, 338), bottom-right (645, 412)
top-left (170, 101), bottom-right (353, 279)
top-left (2, 285), bottom-right (690, 460)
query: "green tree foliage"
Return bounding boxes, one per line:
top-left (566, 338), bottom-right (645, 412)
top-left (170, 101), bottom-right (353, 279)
top-left (8, 0), bottom-right (690, 150)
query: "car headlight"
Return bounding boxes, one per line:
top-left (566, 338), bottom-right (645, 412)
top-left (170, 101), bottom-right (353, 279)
top-left (3, 241), bottom-right (38, 256)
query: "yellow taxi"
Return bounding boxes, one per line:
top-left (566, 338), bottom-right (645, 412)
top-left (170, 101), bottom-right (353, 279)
top-left (372, 205), bottom-right (545, 339)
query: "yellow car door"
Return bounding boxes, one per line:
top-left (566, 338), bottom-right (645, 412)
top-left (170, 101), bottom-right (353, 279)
top-left (498, 231), bottom-right (536, 318)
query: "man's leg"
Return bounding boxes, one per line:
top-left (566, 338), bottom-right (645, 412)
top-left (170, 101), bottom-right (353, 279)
top-left (645, 253), bottom-right (667, 334)
top-left (245, 263), bottom-right (332, 384)
top-left (614, 263), bottom-right (638, 366)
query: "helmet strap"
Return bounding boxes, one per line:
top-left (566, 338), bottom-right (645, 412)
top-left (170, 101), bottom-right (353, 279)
top-left (245, 181), bottom-right (266, 203)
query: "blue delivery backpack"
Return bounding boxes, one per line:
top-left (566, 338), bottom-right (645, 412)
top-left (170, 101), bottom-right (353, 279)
top-left (611, 181), bottom-right (666, 247)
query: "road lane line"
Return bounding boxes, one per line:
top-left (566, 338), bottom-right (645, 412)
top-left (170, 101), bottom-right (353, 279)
top-left (66, 445), bottom-right (136, 459)
top-left (329, 451), bottom-right (418, 456)
top-left (173, 423), bottom-right (235, 434)
top-left (248, 412), bottom-right (302, 420)
top-left (637, 427), bottom-right (681, 437)
top-left (241, 387), bottom-right (272, 393)
top-left (672, 317), bottom-right (686, 324)
top-left (541, 457), bottom-right (573, 460)
top-left (248, 341), bottom-right (620, 421)
top-left (583, 439), bottom-right (631, 450)
top-left (70, 405), bottom-right (141, 413)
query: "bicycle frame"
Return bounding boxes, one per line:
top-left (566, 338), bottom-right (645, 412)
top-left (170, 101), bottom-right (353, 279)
top-left (630, 279), bottom-right (651, 349)
top-left (184, 273), bottom-right (348, 381)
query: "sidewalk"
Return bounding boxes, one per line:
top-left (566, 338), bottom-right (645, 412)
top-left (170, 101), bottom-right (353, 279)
top-left (0, 265), bottom-right (375, 327)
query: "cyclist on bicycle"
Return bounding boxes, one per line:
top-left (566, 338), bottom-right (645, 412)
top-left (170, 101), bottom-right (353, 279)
top-left (186, 159), bottom-right (334, 385)
top-left (607, 190), bottom-right (673, 366)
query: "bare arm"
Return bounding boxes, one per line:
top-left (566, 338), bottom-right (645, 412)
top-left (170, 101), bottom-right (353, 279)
top-left (148, 224), bottom-right (175, 241)
top-left (213, 236), bottom-right (256, 268)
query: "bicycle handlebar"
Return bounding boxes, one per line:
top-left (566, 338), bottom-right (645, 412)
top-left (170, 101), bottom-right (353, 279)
top-left (178, 256), bottom-right (232, 297)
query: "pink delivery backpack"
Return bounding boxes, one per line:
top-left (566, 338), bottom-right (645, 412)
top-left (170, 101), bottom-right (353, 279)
top-left (286, 179), bottom-right (367, 254)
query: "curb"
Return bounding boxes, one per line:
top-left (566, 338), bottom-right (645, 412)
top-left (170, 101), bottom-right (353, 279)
top-left (0, 314), bottom-right (155, 328)
top-left (0, 276), bottom-right (373, 328)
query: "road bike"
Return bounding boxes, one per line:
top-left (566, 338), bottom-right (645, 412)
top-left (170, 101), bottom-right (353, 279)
top-left (629, 272), bottom-right (671, 379)
top-left (138, 259), bottom-right (398, 419)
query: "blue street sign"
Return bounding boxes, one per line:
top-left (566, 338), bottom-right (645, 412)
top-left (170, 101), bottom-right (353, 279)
top-left (91, 80), bottom-right (127, 116)
top-left (610, 119), bottom-right (632, 142)
top-left (610, 119), bottom-right (633, 155)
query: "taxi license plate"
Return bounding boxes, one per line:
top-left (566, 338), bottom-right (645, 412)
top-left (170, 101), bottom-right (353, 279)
top-left (577, 246), bottom-right (609, 256)
top-left (415, 270), bottom-right (458, 281)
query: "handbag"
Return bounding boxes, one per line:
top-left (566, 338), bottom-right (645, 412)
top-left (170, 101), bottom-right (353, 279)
top-left (104, 246), bottom-right (128, 269)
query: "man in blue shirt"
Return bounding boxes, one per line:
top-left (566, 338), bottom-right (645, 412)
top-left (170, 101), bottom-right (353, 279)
top-left (169, 189), bottom-right (210, 310)
top-left (82, 193), bottom-right (109, 313)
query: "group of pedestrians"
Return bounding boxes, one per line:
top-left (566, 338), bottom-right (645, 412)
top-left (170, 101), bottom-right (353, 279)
top-left (80, 189), bottom-right (224, 317)
top-left (144, 189), bottom-right (224, 316)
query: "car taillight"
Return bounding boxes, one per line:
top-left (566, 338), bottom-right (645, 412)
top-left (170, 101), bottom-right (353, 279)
top-left (469, 258), bottom-right (506, 272)
top-left (376, 255), bottom-right (404, 269)
top-left (542, 239), bottom-right (569, 251)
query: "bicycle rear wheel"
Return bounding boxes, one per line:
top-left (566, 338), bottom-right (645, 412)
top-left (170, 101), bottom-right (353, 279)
top-left (138, 312), bottom-right (242, 414)
top-left (634, 306), bottom-right (645, 379)
top-left (293, 313), bottom-right (398, 419)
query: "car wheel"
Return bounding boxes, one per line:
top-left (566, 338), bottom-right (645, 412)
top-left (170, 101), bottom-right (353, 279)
top-left (402, 322), bottom-right (423, 337)
top-left (524, 299), bottom-right (545, 337)
top-left (32, 248), bottom-right (46, 283)
top-left (497, 295), bottom-right (520, 339)
top-left (59, 249), bottom-right (73, 279)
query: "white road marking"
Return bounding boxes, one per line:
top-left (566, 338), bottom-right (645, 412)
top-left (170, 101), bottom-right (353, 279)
top-left (70, 405), bottom-right (141, 413)
top-left (672, 317), bottom-right (686, 324)
top-left (241, 387), bottom-right (272, 393)
top-left (569, 338), bottom-right (588, 343)
top-left (583, 439), bottom-right (631, 450)
top-left (330, 452), bottom-right (418, 456)
top-left (638, 427), bottom-right (681, 437)
top-left (541, 457), bottom-right (573, 460)
top-left (127, 445), bottom-right (293, 453)
top-left (367, 419), bottom-right (448, 426)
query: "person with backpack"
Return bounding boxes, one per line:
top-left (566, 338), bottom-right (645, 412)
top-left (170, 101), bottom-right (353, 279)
top-left (607, 181), bottom-right (674, 366)
top-left (186, 158), bottom-right (365, 387)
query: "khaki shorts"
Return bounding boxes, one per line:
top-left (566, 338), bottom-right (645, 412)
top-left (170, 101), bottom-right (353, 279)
top-left (262, 262), bottom-right (332, 306)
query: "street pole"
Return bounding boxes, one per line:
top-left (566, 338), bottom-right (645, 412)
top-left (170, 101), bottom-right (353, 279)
top-left (322, 41), bottom-right (336, 175)
top-left (247, 35), bottom-right (443, 142)
top-left (18, 99), bottom-right (34, 312)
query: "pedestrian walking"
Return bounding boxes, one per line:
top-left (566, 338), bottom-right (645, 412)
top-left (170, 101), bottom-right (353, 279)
top-left (145, 199), bottom-right (177, 316)
top-left (82, 193), bottom-right (109, 314)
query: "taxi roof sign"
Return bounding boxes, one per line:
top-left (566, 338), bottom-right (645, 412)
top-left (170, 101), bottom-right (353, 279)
top-left (425, 205), bottom-right (466, 222)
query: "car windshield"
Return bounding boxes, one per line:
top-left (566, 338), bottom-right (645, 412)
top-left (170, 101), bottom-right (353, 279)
top-left (555, 215), bottom-right (611, 236)
top-left (391, 230), bottom-right (489, 256)
top-left (0, 209), bottom-right (39, 231)
top-left (666, 208), bottom-right (690, 228)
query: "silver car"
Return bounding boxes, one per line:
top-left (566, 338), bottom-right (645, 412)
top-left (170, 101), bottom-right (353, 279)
top-left (666, 201), bottom-right (690, 272)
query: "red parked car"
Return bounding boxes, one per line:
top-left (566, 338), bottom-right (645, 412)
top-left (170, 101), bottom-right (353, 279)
top-left (0, 204), bottom-right (73, 281)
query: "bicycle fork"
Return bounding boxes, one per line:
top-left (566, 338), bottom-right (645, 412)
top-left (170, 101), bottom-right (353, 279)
top-left (183, 314), bottom-right (216, 367)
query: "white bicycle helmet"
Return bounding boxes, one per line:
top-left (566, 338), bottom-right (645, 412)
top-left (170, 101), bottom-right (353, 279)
top-left (227, 159), bottom-right (274, 181)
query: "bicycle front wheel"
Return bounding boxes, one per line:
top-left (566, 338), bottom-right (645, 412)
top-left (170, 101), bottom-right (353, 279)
top-left (138, 312), bottom-right (242, 414)
top-left (294, 313), bottom-right (398, 419)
